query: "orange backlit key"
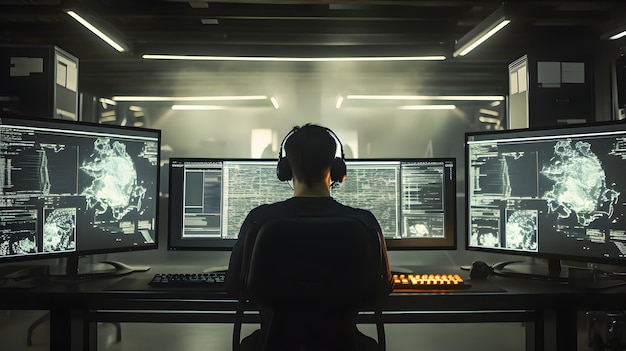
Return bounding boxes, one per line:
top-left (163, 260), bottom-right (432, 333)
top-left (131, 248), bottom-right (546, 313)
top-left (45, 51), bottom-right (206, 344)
top-left (392, 273), bottom-right (470, 292)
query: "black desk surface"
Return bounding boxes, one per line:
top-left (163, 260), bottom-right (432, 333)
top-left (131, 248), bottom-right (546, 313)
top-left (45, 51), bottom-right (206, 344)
top-left (3, 264), bottom-right (626, 351)
top-left (1, 264), bottom-right (625, 312)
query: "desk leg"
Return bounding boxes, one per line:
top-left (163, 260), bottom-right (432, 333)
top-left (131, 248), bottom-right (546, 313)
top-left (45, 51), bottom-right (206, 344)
top-left (526, 317), bottom-right (544, 351)
top-left (542, 308), bottom-right (577, 351)
top-left (88, 320), bottom-right (98, 351)
top-left (555, 308), bottom-right (577, 351)
top-left (49, 308), bottom-right (88, 351)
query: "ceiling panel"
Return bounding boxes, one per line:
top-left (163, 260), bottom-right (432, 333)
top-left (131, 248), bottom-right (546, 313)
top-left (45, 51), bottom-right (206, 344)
top-left (1, 0), bottom-right (625, 97)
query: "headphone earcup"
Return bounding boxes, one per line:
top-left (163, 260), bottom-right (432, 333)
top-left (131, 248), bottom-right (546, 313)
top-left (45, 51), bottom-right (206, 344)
top-left (276, 157), bottom-right (292, 181)
top-left (330, 157), bottom-right (347, 183)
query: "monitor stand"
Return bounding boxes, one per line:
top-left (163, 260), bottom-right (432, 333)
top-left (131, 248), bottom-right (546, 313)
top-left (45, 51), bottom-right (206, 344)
top-left (56, 254), bottom-right (151, 280)
top-left (0, 265), bottom-right (51, 289)
top-left (494, 259), bottom-right (626, 288)
top-left (494, 258), bottom-right (568, 282)
top-left (202, 265), bottom-right (229, 273)
top-left (0, 265), bottom-right (50, 280)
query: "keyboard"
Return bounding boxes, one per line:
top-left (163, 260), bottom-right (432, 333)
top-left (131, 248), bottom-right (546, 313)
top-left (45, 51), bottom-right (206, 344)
top-left (149, 272), bottom-right (226, 288)
top-left (392, 273), bottom-right (470, 292)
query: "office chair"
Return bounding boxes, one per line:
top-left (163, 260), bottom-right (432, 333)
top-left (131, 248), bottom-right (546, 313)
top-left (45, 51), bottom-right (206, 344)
top-left (233, 216), bottom-right (389, 351)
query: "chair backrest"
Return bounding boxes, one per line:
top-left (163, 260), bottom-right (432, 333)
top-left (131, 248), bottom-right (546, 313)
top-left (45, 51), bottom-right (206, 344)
top-left (234, 215), bottom-right (388, 351)
top-left (242, 215), bottom-right (386, 307)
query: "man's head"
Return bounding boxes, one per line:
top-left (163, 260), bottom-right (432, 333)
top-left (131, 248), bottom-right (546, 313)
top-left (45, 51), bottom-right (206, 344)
top-left (278, 124), bottom-right (346, 188)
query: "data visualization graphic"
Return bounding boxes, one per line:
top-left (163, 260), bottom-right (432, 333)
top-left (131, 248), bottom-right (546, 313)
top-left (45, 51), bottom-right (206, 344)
top-left (0, 118), bottom-right (160, 259)
top-left (467, 126), bottom-right (626, 261)
top-left (541, 140), bottom-right (619, 227)
top-left (168, 158), bottom-right (456, 250)
top-left (80, 137), bottom-right (149, 221)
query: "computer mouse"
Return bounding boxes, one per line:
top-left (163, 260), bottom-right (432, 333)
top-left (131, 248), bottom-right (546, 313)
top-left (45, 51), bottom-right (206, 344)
top-left (469, 260), bottom-right (494, 279)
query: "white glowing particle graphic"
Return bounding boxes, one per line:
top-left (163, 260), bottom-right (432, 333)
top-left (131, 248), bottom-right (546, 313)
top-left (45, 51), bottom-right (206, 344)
top-left (409, 223), bottom-right (430, 236)
top-left (43, 208), bottom-right (76, 252)
top-left (13, 237), bottom-right (36, 254)
top-left (505, 210), bottom-right (538, 251)
top-left (476, 232), bottom-right (499, 248)
top-left (541, 140), bottom-right (620, 226)
top-left (80, 138), bottom-right (146, 220)
top-left (0, 235), bottom-right (36, 256)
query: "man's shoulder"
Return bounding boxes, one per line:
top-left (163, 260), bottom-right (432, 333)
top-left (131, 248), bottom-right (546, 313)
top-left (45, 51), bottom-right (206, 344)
top-left (247, 200), bottom-right (291, 217)
top-left (333, 200), bottom-right (376, 217)
top-left (331, 202), bottom-right (380, 226)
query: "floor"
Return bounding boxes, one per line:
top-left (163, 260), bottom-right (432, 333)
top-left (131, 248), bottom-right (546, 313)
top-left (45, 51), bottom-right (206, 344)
top-left (0, 309), bottom-right (607, 351)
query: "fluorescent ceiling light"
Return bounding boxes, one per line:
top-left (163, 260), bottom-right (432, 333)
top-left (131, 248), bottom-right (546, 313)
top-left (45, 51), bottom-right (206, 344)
top-left (399, 105), bottom-right (456, 110)
top-left (112, 95), bottom-right (268, 102)
top-left (479, 108), bottom-right (499, 116)
top-left (479, 116), bottom-right (501, 124)
top-left (142, 54), bottom-right (446, 62)
top-left (171, 105), bottom-right (227, 111)
top-left (345, 95), bottom-right (505, 101)
top-left (609, 30), bottom-right (626, 40)
top-left (99, 98), bottom-right (117, 106)
top-left (270, 97), bottom-right (279, 109)
top-left (65, 10), bottom-right (127, 52)
top-left (454, 19), bottom-right (510, 57)
top-left (453, 7), bottom-right (511, 57)
top-left (336, 96), bottom-right (345, 109)
top-left (99, 115), bottom-right (117, 123)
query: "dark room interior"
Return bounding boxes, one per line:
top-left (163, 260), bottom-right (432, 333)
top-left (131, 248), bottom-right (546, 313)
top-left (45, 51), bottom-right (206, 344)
top-left (2, 1), bottom-right (626, 350)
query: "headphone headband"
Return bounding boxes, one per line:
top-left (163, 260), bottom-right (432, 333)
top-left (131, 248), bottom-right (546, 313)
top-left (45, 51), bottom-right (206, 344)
top-left (276, 124), bottom-right (347, 183)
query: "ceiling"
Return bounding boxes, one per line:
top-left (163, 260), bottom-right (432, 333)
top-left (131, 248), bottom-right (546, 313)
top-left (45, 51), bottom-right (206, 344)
top-left (1, 0), bottom-right (626, 98)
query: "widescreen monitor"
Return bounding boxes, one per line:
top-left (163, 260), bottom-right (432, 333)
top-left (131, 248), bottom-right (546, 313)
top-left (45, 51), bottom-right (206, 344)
top-left (466, 121), bottom-right (626, 271)
top-left (0, 115), bottom-right (161, 276)
top-left (168, 158), bottom-right (456, 250)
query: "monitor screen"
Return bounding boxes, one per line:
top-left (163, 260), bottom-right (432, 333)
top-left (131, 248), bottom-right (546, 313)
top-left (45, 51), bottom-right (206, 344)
top-left (0, 115), bottom-right (161, 262)
top-left (168, 158), bottom-right (456, 250)
top-left (466, 121), bottom-right (626, 266)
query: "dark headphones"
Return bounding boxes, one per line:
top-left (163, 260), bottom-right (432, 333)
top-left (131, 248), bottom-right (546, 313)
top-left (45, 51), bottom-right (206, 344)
top-left (276, 125), bottom-right (347, 183)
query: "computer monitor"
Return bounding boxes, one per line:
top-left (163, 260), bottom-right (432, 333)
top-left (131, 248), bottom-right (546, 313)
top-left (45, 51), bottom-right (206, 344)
top-left (0, 115), bottom-right (161, 277)
top-left (168, 158), bottom-right (456, 250)
top-left (466, 121), bottom-right (626, 277)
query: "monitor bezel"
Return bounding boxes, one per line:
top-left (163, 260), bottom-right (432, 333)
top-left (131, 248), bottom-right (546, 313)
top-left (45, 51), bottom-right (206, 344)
top-left (465, 120), bottom-right (626, 266)
top-left (0, 114), bottom-right (161, 263)
top-left (167, 157), bottom-right (457, 251)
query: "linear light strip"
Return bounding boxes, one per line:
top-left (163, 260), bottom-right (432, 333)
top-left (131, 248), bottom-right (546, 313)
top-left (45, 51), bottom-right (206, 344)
top-left (609, 30), bottom-right (626, 40)
top-left (479, 108), bottom-right (499, 116)
top-left (65, 10), bottom-right (126, 52)
top-left (99, 98), bottom-right (117, 106)
top-left (142, 54), bottom-right (446, 62)
top-left (335, 96), bottom-right (345, 109)
top-left (270, 97), bottom-right (279, 109)
top-left (112, 95), bottom-right (268, 102)
top-left (346, 95), bottom-right (505, 101)
top-left (171, 105), bottom-right (227, 110)
top-left (479, 116), bottom-right (501, 123)
top-left (454, 19), bottom-right (511, 57)
top-left (399, 105), bottom-right (456, 110)
top-left (467, 130), bottom-right (626, 144)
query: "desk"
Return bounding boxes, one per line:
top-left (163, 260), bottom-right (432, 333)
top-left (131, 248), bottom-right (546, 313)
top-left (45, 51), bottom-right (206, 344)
top-left (1, 267), bottom-right (625, 351)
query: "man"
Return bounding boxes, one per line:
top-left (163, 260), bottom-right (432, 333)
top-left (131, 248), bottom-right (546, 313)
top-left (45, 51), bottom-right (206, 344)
top-left (226, 123), bottom-right (393, 350)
